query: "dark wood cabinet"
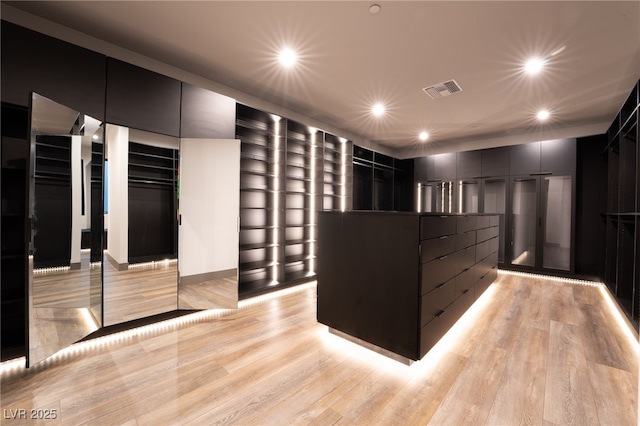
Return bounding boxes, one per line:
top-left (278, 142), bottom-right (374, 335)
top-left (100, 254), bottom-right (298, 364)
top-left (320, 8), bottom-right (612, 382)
top-left (317, 211), bottom-right (499, 361)
top-left (457, 150), bottom-right (481, 178)
top-left (481, 146), bottom-right (510, 177)
top-left (433, 152), bottom-right (457, 181)
top-left (106, 58), bottom-right (181, 137)
top-left (1, 21), bottom-right (106, 120)
top-left (603, 80), bottom-right (639, 328)
top-left (510, 141), bottom-right (541, 175)
top-left (180, 83), bottom-right (236, 139)
top-left (541, 139), bottom-right (576, 175)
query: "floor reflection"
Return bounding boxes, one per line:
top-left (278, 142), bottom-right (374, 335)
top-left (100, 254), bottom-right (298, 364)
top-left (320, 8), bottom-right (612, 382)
top-left (103, 258), bottom-right (178, 326)
top-left (179, 276), bottom-right (238, 310)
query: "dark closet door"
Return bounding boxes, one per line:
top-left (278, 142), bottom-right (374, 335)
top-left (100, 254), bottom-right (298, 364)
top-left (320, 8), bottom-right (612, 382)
top-left (509, 174), bottom-right (573, 271)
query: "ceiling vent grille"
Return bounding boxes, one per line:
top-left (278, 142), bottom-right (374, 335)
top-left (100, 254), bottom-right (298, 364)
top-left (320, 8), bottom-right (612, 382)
top-left (422, 79), bottom-right (462, 99)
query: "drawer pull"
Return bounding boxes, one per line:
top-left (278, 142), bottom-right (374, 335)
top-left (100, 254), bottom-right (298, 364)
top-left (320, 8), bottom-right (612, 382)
top-left (436, 282), bottom-right (446, 289)
top-left (439, 236), bottom-right (448, 240)
top-left (435, 309), bottom-right (446, 318)
top-left (439, 255), bottom-right (448, 260)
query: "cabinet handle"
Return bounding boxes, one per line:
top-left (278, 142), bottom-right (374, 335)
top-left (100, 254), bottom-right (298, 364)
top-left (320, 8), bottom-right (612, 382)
top-left (439, 255), bottom-right (448, 260)
top-left (436, 282), bottom-right (446, 289)
top-left (440, 235), bottom-right (448, 240)
top-left (436, 309), bottom-right (446, 318)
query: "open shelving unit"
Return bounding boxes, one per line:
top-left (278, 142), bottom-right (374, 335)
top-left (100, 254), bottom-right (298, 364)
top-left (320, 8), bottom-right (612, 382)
top-left (235, 103), bottom-right (353, 297)
top-left (353, 144), bottom-right (414, 211)
top-left (603, 80), bottom-right (639, 328)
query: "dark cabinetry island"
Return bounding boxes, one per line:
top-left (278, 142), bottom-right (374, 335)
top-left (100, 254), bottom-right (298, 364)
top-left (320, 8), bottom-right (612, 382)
top-left (317, 211), bottom-right (499, 361)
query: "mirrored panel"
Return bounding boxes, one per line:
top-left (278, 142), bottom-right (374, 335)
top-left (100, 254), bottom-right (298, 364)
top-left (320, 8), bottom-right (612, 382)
top-left (483, 179), bottom-right (506, 263)
top-left (511, 178), bottom-right (537, 267)
top-left (543, 175), bottom-right (572, 270)
top-left (178, 138), bottom-right (240, 309)
top-left (103, 125), bottom-right (179, 326)
top-left (28, 93), bottom-right (103, 367)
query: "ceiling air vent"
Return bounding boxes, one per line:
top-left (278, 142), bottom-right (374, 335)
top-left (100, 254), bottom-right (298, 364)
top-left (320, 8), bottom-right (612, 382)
top-left (422, 79), bottom-right (462, 99)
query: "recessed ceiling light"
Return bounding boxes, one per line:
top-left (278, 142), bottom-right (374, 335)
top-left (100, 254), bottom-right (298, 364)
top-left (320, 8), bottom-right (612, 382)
top-left (419, 131), bottom-right (429, 141)
top-left (525, 58), bottom-right (545, 75)
top-left (369, 4), bottom-right (381, 14)
top-left (372, 103), bottom-right (385, 117)
top-left (278, 47), bottom-right (297, 68)
top-left (537, 109), bottom-right (550, 121)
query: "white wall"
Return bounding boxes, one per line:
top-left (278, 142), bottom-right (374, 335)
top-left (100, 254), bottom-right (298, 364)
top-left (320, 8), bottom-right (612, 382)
top-left (179, 138), bottom-right (240, 278)
top-left (105, 124), bottom-right (129, 265)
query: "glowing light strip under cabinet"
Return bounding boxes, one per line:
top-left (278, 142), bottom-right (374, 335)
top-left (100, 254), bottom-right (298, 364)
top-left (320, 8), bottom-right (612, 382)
top-left (309, 129), bottom-right (316, 273)
top-left (272, 115), bottom-right (281, 283)
top-left (0, 281), bottom-right (317, 375)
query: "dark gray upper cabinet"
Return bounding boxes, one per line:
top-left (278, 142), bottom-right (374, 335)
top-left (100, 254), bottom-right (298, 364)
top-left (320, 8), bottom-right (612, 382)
top-left (1, 21), bottom-right (106, 119)
top-left (433, 152), bottom-right (457, 181)
top-left (456, 150), bottom-right (481, 178)
top-left (180, 83), bottom-right (236, 139)
top-left (510, 142), bottom-right (541, 175)
top-left (481, 146), bottom-right (510, 177)
top-left (414, 156), bottom-right (433, 182)
top-left (106, 58), bottom-right (181, 137)
top-left (541, 138), bottom-right (576, 175)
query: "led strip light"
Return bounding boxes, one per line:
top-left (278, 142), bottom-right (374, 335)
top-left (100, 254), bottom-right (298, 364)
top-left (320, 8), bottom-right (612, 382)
top-left (271, 115), bottom-right (281, 283)
top-left (309, 128), bottom-right (316, 274)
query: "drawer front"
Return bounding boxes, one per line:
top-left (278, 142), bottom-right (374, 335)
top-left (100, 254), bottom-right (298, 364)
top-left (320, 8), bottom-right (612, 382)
top-left (455, 266), bottom-right (477, 299)
top-left (421, 255), bottom-right (457, 294)
top-left (477, 226), bottom-right (499, 243)
top-left (476, 266), bottom-right (498, 298)
top-left (476, 239), bottom-right (491, 263)
top-left (421, 216), bottom-right (456, 240)
top-left (476, 215), bottom-right (491, 229)
top-left (420, 278), bottom-right (455, 327)
top-left (457, 245), bottom-right (476, 275)
top-left (456, 216), bottom-right (478, 234)
top-left (421, 235), bottom-right (456, 263)
top-left (455, 231), bottom-right (476, 250)
top-left (490, 215), bottom-right (500, 227)
top-left (419, 288), bottom-right (473, 357)
top-left (489, 236), bottom-right (499, 254)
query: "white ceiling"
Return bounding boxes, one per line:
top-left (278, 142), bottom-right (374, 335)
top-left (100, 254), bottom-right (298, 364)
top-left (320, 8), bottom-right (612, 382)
top-left (4, 1), bottom-right (640, 158)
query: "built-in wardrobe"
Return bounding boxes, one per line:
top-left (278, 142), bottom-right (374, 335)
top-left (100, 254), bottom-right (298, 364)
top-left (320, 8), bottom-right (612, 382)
top-left (414, 139), bottom-right (576, 274)
top-left (603, 80), bottom-right (639, 329)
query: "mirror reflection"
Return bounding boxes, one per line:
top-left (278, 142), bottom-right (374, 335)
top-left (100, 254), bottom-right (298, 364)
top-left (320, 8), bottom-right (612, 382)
top-left (28, 93), bottom-right (103, 367)
top-left (103, 125), bottom-right (179, 326)
top-left (178, 137), bottom-right (240, 310)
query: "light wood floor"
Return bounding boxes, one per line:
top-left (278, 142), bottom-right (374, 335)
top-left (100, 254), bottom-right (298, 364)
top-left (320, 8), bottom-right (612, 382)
top-left (2, 272), bottom-right (638, 425)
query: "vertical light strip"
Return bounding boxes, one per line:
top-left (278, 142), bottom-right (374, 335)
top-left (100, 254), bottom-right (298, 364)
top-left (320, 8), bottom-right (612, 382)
top-left (448, 182), bottom-right (453, 213)
top-left (416, 183), bottom-right (422, 213)
top-left (441, 183), bottom-right (445, 213)
top-left (340, 138), bottom-right (347, 212)
top-left (309, 128), bottom-right (317, 273)
top-left (272, 115), bottom-right (281, 283)
top-left (458, 181), bottom-right (463, 213)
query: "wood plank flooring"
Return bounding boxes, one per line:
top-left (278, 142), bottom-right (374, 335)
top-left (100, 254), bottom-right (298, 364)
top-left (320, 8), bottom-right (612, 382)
top-left (2, 272), bottom-right (638, 425)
